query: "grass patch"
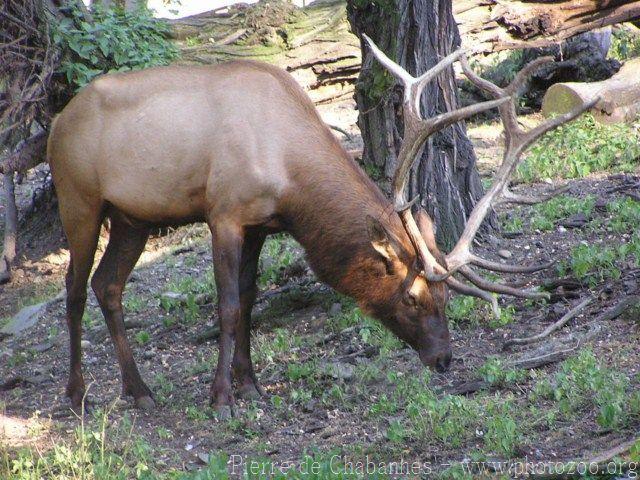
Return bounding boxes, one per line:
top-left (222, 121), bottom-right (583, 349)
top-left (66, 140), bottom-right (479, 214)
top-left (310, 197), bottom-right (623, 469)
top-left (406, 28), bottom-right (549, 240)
top-left (530, 195), bottom-right (595, 232)
top-left (477, 357), bottom-right (527, 387)
top-left (560, 234), bottom-right (640, 286)
top-left (258, 234), bottom-right (302, 288)
top-left (607, 196), bottom-right (640, 233)
top-left (517, 114), bottom-right (640, 182)
top-left (446, 295), bottom-right (515, 329)
top-left (533, 349), bottom-right (640, 430)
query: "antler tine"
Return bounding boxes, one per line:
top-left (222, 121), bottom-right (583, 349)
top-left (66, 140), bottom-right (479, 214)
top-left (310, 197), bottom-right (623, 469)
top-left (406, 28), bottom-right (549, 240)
top-left (445, 57), bottom-right (596, 276)
top-left (364, 36), bottom-right (508, 282)
top-left (470, 255), bottom-right (553, 274)
top-left (459, 55), bottom-right (504, 99)
top-left (520, 96), bottom-right (600, 152)
top-left (362, 34), bottom-right (414, 96)
top-left (459, 266), bottom-right (550, 300)
top-left (505, 56), bottom-right (554, 96)
top-left (445, 276), bottom-right (500, 318)
top-left (411, 49), bottom-right (466, 112)
top-left (392, 95), bottom-right (510, 211)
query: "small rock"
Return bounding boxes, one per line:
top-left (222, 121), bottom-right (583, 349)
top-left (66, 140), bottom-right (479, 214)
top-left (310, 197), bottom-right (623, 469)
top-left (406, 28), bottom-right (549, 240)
top-left (498, 249), bottom-right (512, 259)
top-left (558, 225), bottom-right (567, 233)
top-left (34, 341), bottom-right (54, 353)
top-left (142, 350), bottom-right (155, 360)
top-left (321, 361), bottom-right (354, 380)
top-left (196, 452), bottom-right (210, 465)
top-left (562, 212), bottom-right (589, 228)
top-left (81, 340), bottom-right (91, 349)
top-left (0, 303), bottom-right (46, 336)
top-left (328, 303), bottom-right (342, 316)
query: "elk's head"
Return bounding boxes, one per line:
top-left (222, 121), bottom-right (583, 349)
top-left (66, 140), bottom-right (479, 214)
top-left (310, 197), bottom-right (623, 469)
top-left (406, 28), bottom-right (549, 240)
top-left (361, 35), bottom-right (596, 371)
top-left (364, 210), bottom-right (451, 372)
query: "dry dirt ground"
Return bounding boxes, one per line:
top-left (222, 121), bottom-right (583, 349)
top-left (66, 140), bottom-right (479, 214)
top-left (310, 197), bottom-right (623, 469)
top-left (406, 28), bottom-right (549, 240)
top-left (1, 102), bottom-right (639, 478)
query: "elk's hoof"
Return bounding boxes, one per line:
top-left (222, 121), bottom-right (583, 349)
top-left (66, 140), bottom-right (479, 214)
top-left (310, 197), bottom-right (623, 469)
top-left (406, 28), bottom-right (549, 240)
top-left (135, 395), bottom-right (156, 411)
top-left (215, 405), bottom-right (233, 421)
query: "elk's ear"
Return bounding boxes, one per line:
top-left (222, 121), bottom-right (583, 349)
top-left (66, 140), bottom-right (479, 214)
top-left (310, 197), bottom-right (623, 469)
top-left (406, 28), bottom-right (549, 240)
top-left (366, 215), bottom-right (400, 271)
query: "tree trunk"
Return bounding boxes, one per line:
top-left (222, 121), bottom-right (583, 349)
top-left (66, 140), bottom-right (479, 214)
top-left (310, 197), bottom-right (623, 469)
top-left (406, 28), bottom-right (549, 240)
top-left (347, 0), bottom-right (492, 249)
top-left (0, 173), bottom-right (18, 284)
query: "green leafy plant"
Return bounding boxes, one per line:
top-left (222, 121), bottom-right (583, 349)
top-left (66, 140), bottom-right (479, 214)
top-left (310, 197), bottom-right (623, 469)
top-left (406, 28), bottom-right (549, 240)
top-left (530, 195), bottom-right (596, 232)
top-left (607, 196), bottom-right (640, 233)
top-left (477, 357), bottom-right (527, 387)
top-left (610, 28), bottom-right (640, 61)
top-left (568, 243), bottom-right (620, 286)
top-left (52, 3), bottom-right (178, 90)
top-left (533, 349), bottom-right (640, 429)
top-left (484, 398), bottom-right (520, 456)
top-left (134, 330), bottom-right (150, 345)
top-left (517, 114), bottom-right (640, 182)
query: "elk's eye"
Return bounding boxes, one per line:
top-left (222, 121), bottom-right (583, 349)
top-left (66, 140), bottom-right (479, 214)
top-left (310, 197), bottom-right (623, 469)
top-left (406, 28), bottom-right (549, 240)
top-left (403, 291), bottom-right (418, 308)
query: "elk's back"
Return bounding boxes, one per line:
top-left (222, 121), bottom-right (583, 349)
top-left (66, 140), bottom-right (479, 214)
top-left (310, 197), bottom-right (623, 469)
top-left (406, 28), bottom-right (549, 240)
top-left (48, 61), bottom-right (332, 226)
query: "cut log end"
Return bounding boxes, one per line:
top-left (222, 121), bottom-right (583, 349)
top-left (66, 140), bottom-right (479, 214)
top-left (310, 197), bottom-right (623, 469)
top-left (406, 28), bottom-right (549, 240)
top-left (542, 58), bottom-right (640, 124)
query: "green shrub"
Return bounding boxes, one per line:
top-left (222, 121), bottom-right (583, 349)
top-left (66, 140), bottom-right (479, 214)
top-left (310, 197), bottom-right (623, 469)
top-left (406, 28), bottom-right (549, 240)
top-left (607, 196), bottom-right (640, 233)
top-left (477, 357), bottom-right (527, 387)
top-left (517, 114), bottom-right (640, 182)
top-left (568, 243), bottom-right (621, 286)
top-left (530, 195), bottom-right (595, 232)
top-left (53, 3), bottom-right (178, 90)
top-left (566, 234), bottom-right (640, 286)
top-left (533, 349), bottom-right (640, 429)
top-left (610, 28), bottom-right (640, 61)
top-left (484, 398), bottom-right (520, 456)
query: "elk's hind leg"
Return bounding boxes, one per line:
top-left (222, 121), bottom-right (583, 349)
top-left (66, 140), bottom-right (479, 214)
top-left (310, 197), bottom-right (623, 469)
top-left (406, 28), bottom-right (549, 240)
top-left (233, 229), bottom-right (267, 400)
top-left (61, 208), bottom-right (102, 409)
top-left (91, 214), bottom-right (153, 410)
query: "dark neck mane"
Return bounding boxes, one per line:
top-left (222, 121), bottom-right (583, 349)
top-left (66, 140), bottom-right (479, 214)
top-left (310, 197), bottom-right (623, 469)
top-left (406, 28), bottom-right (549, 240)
top-left (283, 142), bottom-right (411, 302)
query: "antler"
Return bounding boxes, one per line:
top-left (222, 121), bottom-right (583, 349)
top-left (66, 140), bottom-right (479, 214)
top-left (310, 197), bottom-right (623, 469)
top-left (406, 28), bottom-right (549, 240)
top-left (363, 35), bottom-right (598, 315)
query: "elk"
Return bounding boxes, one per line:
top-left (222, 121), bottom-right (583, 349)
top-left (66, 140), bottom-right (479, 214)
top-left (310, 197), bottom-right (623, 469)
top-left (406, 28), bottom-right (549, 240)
top-left (48, 35), bottom-right (594, 417)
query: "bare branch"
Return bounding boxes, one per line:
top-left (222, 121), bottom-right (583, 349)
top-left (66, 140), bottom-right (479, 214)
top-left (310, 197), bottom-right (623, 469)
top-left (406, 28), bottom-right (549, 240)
top-left (496, 184), bottom-right (570, 206)
top-left (503, 297), bottom-right (593, 350)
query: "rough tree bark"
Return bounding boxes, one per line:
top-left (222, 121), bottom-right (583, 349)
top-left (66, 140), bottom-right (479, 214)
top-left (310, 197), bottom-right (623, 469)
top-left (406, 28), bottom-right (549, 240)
top-left (455, 0), bottom-right (640, 53)
top-left (347, 0), bottom-right (493, 248)
top-left (0, 172), bottom-right (17, 284)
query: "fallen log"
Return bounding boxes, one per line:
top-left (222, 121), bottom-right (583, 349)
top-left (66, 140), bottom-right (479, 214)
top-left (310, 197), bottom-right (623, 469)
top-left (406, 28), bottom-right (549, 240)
top-left (455, 1), bottom-right (640, 53)
top-left (541, 58), bottom-right (640, 124)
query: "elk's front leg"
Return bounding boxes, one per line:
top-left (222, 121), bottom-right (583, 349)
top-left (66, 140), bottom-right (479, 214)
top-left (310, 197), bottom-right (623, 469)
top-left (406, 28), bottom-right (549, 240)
top-left (233, 230), bottom-right (266, 400)
top-left (209, 221), bottom-right (243, 419)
